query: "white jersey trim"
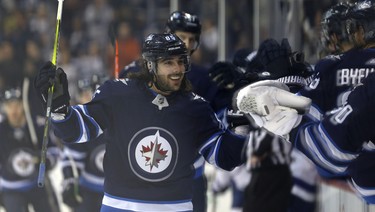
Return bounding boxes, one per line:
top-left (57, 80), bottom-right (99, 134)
top-left (102, 193), bottom-right (193, 212)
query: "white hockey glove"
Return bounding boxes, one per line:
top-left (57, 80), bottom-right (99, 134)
top-left (263, 106), bottom-right (300, 137)
top-left (246, 106), bottom-right (300, 139)
top-left (235, 80), bottom-right (311, 116)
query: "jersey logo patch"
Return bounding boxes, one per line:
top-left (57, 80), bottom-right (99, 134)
top-left (152, 94), bottom-right (169, 110)
top-left (8, 148), bottom-right (37, 177)
top-left (128, 127), bottom-right (179, 182)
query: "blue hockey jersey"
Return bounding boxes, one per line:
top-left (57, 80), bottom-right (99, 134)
top-left (291, 47), bottom-right (375, 203)
top-left (51, 78), bottom-right (246, 211)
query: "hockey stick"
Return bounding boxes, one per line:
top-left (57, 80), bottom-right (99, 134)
top-left (109, 23), bottom-right (119, 78)
top-left (38, 0), bottom-right (64, 188)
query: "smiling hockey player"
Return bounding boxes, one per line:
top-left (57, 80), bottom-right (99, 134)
top-left (34, 33), bottom-right (249, 212)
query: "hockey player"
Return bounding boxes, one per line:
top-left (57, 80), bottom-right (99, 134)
top-left (0, 87), bottom-right (60, 212)
top-left (119, 11), bottom-right (218, 211)
top-left (235, 0), bottom-right (375, 204)
top-left (293, 0), bottom-right (374, 177)
top-left (290, 3), bottom-right (356, 211)
top-left (60, 75), bottom-right (108, 211)
top-left (34, 33), bottom-right (248, 212)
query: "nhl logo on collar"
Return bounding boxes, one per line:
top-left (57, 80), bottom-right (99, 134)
top-left (128, 127), bottom-right (178, 182)
top-left (152, 94), bottom-right (169, 110)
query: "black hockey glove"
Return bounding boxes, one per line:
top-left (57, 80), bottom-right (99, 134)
top-left (257, 38), bottom-right (292, 79)
top-left (62, 178), bottom-right (82, 208)
top-left (290, 51), bottom-right (314, 78)
top-left (208, 61), bottom-right (246, 90)
top-left (34, 61), bottom-right (70, 115)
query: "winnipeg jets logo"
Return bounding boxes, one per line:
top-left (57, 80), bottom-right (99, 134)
top-left (9, 148), bottom-right (37, 177)
top-left (129, 127), bottom-right (178, 182)
top-left (141, 131), bottom-right (168, 171)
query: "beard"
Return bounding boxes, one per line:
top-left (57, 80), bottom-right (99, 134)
top-left (154, 73), bottom-right (184, 93)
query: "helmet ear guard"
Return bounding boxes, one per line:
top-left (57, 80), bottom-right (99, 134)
top-left (147, 61), bottom-right (153, 72)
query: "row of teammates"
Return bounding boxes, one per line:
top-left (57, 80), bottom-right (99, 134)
top-left (1, 0), bottom-right (375, 211)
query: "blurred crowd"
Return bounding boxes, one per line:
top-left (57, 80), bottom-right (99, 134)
top-left (0, 0), bottom-right (252, 96)
top-left (0, 0), bottom-right (340, 95)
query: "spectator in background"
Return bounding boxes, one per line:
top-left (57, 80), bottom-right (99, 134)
top-left (0, 40), bottom-right (23, 90)
top-left (83, 0), bottom-right (114, 48)
top-left (75, 40), bottom-right (107, 81)
top-left (117, 21), bottom-right (141, 70)
top-left (200, 19), bottom-right (219, 65)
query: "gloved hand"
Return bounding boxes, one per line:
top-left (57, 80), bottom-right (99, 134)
top-left (290, 51), bottom-right (314, 78)
top-left (208, 61), bottom-right (246, 90)
top-left (34, 61), bottom-right (70, 115)
top-left (263, 106), bottom-right (299, 137)
top-left (235, 80), bottom-right (311, 117)
top-left (257, 38), bottom-right (292, 79)
top-left (62, 178), bottom-right (82, 208)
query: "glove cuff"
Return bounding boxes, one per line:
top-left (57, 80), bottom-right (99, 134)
top-left (51, 113), bottom-right (67, 121)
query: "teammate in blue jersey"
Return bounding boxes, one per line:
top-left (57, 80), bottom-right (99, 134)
top-left (292, 1), bottom-right (375, 203)
top-left (60, 75), bottom-right (108, 211)
top-left (0, 87), bottom-right (60, 212)
top-left (34, 33), bottom-right (248, 212)
top-left (235, 0), bottom-right (375, 204)
top-left (294, 0), bottom-right (374, 175)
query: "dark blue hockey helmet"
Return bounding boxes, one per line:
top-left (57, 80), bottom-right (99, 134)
top-left (166, 11), bottom-right (201, 35)
top-left (142, 33), bottom-right (190, 73)
top-left (346, 0), bottom-right (375, 44)
top-left (320, 2), bottom-right (353, 50)
top-left (1, 87), bottom-right (22, 102)
top-left (165, 11), bottom-right (201, 52)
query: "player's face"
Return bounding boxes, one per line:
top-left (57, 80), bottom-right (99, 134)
top-left (353, 27), bottom-right (366, 47)
top-left (174, 31), bottom-right (198, 55)
top-left (4, 99), bottom-right (25, 127)
top-left (153, 55), bottom-right (186, 95)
